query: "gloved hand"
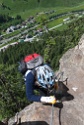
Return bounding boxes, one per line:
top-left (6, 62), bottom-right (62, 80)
top-left (40, 96), bottom-right (56, 104)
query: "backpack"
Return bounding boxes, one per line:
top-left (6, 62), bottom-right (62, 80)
top-left (18, 53), bottom-right (44, 74)
top-left (35, 64), bottom-right (55, 89)
top-left (18, 53), bottom-right (55, 89)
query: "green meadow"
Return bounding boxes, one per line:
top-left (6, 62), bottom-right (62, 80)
top-left (0, 0), bottom-right (84, 19)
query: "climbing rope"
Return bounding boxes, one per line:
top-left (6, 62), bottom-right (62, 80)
top-left (50, 100), bottom-right (62, 125)
top-left (50, 104), bottom-right (54, 125)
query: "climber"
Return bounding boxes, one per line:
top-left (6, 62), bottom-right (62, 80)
top-left (18, 53), bottom-right (57, 105)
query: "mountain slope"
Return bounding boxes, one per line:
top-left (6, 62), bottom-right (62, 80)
top-left (0, 0), bottom-right (84, 16)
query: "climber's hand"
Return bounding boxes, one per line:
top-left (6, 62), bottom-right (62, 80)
top-left (40, 96), bottom-right (56, 104)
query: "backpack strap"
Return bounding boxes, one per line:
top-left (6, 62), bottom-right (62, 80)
top-left (25, 70), bottom-right (31, 77)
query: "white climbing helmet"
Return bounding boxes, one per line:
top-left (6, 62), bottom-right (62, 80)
top-left (35, 65), bottom-right (55, 89)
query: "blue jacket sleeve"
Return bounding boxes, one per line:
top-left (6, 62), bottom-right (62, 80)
top-left (25, 71), bottom-right (42, 102)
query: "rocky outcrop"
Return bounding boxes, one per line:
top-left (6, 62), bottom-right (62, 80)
top-left (8, 34), bottom-right (84, 125)
top-left (57, 34), bottom-right (84, 95)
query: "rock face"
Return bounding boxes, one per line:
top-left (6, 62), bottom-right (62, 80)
top-left (57, 34), bottom-right (84, 96)
top-left (8, 34), bottom-right (84, 125)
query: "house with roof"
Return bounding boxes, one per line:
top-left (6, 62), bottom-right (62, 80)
top-left (6, 26), bottom-right (16, 34)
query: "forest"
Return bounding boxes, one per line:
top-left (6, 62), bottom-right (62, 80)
top-left (0, 14), bottom-right (22, 33)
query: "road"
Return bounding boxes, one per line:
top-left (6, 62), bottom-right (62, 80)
top-left (0, 25), bottom-right (38, 46)
top-left (0, 22), bottom-right (63, 52)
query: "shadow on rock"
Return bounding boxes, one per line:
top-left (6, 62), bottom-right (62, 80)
top-left (55, 91), bottom-right (74, 102)
top-left (0, 121), bottom-right (6, 125)
top-left (45, 80), bottom-right (74, 109)
top-left (13, 121), bottom-right (49, 125)
top-left (51, 81), bottom-right (74, 102)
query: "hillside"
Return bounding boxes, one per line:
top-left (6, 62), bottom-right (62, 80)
top-left (0, 0), bottom-right (84, 17)
top-left (7, 34), bottom-right (84, 125)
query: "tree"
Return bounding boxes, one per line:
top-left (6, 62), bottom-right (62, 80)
top-left (0, 67), bottom-right (28, 118)
top-left (37, 0), bottom-right (40, 3)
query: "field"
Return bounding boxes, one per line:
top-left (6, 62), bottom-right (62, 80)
top-left (0, 0), bottom-right (84, 19)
